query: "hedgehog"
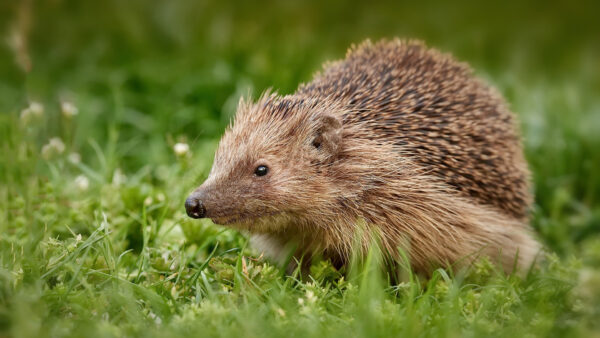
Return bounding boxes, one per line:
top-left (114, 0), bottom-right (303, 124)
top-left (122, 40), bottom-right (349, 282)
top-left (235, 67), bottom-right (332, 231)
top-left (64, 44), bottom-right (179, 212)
top-left (185, 39), bottom-right (540, 274)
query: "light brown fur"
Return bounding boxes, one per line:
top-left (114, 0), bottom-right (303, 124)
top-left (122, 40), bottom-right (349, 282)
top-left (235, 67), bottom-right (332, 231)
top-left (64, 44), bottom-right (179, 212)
top-left (188, 39), bottom-right (539, 274)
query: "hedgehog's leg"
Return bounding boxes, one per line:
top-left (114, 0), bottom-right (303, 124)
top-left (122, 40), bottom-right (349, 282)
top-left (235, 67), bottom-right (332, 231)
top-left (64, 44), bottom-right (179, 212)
top-left (249, 233), bottom-right (314, 277)
top-left (249, 233), bottom-right (292, 267)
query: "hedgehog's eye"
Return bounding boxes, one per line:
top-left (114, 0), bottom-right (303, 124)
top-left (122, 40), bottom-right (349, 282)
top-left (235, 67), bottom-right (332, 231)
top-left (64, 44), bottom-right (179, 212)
top-left (254, 165), bottom-right (269, 177)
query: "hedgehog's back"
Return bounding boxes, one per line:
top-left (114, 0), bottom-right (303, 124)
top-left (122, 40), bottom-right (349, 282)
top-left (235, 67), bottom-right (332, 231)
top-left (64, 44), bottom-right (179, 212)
top-left (298, 40), bottom-right (531, 219)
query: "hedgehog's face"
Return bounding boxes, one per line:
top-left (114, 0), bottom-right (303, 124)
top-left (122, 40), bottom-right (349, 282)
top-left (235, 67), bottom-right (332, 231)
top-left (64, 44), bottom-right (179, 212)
top-left (185, 96), bottom-right (344, 232)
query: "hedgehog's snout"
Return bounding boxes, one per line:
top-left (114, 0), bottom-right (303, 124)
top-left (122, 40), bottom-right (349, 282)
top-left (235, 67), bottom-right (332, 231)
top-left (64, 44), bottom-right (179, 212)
top-left (185, 194), bottom-right (206, 219)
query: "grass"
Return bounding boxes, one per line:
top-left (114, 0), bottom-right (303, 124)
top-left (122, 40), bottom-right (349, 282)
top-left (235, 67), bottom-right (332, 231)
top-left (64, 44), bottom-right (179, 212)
top-left (1, 0), bottom-right (599, 337)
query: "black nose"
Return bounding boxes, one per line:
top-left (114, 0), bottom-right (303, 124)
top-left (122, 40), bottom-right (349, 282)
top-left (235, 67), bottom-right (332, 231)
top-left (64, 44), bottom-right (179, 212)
top-left (185, 196), bottom-right (206, 219)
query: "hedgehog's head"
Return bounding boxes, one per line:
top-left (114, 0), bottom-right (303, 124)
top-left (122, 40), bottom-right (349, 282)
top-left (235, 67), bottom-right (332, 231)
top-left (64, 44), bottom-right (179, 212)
top-left (185, 93), bottom-right (346, 232)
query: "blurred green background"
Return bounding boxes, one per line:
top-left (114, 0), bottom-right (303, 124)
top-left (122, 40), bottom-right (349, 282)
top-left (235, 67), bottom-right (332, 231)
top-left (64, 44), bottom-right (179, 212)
top-left (1, 0), bottom-right (600, 337)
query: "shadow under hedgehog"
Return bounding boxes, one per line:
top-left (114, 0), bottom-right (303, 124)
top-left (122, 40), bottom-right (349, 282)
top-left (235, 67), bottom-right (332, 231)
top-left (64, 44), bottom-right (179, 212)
top-left (185, 39), bottom-right (540, 275)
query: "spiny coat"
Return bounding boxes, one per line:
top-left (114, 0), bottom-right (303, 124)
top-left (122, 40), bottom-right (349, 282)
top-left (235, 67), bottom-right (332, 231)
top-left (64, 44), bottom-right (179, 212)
top-left (186, 39), bottom-right (539, 274)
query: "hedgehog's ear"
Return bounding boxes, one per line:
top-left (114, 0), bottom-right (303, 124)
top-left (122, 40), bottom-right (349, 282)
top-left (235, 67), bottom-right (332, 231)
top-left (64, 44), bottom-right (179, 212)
top-left (312, 114), bottom-right (342, 161)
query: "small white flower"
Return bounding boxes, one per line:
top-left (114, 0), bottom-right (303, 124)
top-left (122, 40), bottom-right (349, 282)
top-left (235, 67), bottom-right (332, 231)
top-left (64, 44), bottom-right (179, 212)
top-left (41, 137), bottom-right (66, 159)
top-left (276, 308), bottom-right (286, 317)
top-left (29, 102), bottom-right (44, 116)
top-left (74, 175), bottom-right (89, 191)
top-left (297, 298), bottom-right (304, 305)
top-left (68, 152), bottom-right (81, 164)
top-left (61, 101), bottom-right (78, 118)
top-left (112, 168), bottom-right (126, 186)
top-left (50, 138), bottom-right (65, 152)
top-left (173, 142), bottom-right (189, 156)
top-left (144, 196), bottom-right (153, 206)
top-left (20, 102), bottom-right (44, 124)
top-left (306, 290), bottom-right (317, 303)
top-left (75, 234), bottom-right (82, 242)
top-left (156, 193), bottom-right (166, 202)
top-left (148, 311), bottom-right (162, 325)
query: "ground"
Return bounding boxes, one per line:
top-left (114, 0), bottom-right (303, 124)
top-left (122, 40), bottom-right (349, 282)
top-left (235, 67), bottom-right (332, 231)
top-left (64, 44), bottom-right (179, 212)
top-left (0, 1), bottom-right (599, 337)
